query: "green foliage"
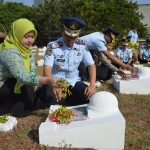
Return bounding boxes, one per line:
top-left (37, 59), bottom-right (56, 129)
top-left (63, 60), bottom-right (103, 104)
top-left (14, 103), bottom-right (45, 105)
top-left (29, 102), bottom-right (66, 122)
top-left (0, 114), bottom-right (9, 123)
top-left (0, 0), bottom-right (148, 46)
top-left (0, 2), bottom-right (29, 33)
top-left (0, 0), bottom-right (3, 5)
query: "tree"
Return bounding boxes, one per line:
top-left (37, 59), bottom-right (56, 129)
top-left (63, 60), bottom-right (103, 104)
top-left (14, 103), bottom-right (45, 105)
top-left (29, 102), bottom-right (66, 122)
top-left (0, 0), bottom-right (3, 5)
top-left (0, 2), bottom-right (29, 33)
top-left (0, 0), bottom-right (147, 46)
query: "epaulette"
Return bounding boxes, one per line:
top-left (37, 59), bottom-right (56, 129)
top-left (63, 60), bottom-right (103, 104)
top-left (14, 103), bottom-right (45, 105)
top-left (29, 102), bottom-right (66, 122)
top-left (50, 42), bottom-right (63, 49)
top-left (76, 39), bottom-right (86, 45)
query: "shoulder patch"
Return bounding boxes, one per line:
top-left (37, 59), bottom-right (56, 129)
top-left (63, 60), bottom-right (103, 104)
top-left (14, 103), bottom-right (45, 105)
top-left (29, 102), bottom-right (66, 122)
top-left (50, 42), bottom-right (62, 49)
top-left (76, 39), bottom-right (86, 45)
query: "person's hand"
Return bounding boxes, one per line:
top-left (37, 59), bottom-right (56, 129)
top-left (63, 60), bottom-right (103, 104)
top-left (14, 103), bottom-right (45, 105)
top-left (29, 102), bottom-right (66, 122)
top-left (124, 64), bottom-right (135, 73)
top-left (47, 77), bottom-right (65, 88)
top-left (116, 69), bottom-right (127, 78)
top-left (84, 84), bottom-right (96, 100)
top-left (51, 87), bottom-right (63, 102)
top-left (33, 86), bottom-right (39, 92)
top-left (147, 58), bottom-right (150, 62)
top-left (47, 77), bottom-right (65, 102)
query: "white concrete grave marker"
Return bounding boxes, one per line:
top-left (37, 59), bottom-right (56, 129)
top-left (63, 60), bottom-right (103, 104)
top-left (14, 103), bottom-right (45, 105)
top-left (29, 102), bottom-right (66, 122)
top-left (39, 46), bottom-right (47, 52)
top-left (39, 91), bottom-right (125, 150)
top-left (37, 59), bottom-right (44, 66)
top-left (113, 67), bottom-right (150, 94)
top-left (0, 116), bottom-right (17, 132)
top-left (38, 52), bottom-right (45, 56)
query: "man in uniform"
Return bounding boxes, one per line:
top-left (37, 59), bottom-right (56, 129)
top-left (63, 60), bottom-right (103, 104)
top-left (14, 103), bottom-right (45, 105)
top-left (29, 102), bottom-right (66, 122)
top-left (138, 38), bottom-right (150, 64)
top-left (79, 27), bottom-right (134, 77)
top-left (128, 26), bottom-right (139, 44)
top-left (115, 39), bottom-right (133, 68)
top-left (39, 16), bottom-right (96, 107)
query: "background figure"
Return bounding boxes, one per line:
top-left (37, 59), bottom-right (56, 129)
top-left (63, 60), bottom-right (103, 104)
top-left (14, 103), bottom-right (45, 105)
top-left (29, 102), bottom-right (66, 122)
top-left (0, 19), bottom-right (64, 117)
top-left (80, 27), bottom-right (129, 78)
top-left (138, 38), bottom-right (150, 64)
top-left (42, 16), bottom-right (96, 106)
top-left (96, 42), bottom-right (116, 81)
top-left (115, 39), bottom-right (133, 69)
top-left (128, 26), bottom-right (139, 44)
top-left (127, 35), bottom-right (139, 62)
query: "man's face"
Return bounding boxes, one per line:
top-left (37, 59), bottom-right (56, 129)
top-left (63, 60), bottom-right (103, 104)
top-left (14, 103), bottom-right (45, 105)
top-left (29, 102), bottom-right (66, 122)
top-left (104, 34), bottom-right (112, 43)
top-left (123, 44), bottom-right (128, 49)
top-left (132, 29), bottom-right (137, 33)
top-left (63, 32), bottom-right (79, 48)
top-left (147, 44), bottom-right (150, 50)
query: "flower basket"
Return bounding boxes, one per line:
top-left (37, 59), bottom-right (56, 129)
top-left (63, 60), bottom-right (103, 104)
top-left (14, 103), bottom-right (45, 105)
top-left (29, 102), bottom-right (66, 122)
top-left (0, 23), bottom-right (6, 38)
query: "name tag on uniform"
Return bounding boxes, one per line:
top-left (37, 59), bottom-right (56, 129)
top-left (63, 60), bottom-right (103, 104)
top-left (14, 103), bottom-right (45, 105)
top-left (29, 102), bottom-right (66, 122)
top-left (57, 59), bottom-right (65, 62)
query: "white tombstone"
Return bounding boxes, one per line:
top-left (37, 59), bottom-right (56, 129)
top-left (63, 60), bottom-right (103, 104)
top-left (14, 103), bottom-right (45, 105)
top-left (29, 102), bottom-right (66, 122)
top-left (38, 52), bottom-right (45, 56)
top-left (113, 67), bottom-right (150, 94)
top-left (39, 47), bottom-right (47, 52)
top-left (0, 116), bottom-right (18, 132)
top-left (39, 91), bottom-right (125, 150)
top-left (32, 45), bottom-right (37, 48)
top-left (37, 59), bottom-right (44, 66)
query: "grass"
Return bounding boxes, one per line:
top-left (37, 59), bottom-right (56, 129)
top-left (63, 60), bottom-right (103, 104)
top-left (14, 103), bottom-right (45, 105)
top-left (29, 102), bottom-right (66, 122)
top-left (0, 48), bottom-right (150, 150)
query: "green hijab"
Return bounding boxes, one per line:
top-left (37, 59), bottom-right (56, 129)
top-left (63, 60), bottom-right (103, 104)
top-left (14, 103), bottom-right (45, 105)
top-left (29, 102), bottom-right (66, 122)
top-left (0, 18), bottom-right (37, 94)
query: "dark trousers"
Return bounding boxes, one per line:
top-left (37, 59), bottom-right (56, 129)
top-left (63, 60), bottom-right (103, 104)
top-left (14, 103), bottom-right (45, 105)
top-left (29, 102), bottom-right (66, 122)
top-left (36, 82), bottom-right (89, 106)
top-left (66, 81), bottom-right (89, 106)
top-left (0, 79), bottom-right (55, 117)
top-left (138, 55), bottom-right (147, 64)
top-left (96, 63), bottom-right (113, 81)
top-left (0, 78), bottom-right (37, 117)
top-left (78, 61), bottom-right (89, 81)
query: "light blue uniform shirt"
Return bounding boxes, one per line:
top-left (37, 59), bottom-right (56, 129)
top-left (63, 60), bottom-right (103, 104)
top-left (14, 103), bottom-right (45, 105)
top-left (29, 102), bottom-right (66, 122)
top-left (128, 30), bottom-right (138, 44)
top-left (80, 32), bottom-right (107, 51)
top-left (116, 46), bottom-right (132, 62)
top-left (44, 37), bottom-right (94, 87)
top-left (140, 44), bottom-right (150, 60)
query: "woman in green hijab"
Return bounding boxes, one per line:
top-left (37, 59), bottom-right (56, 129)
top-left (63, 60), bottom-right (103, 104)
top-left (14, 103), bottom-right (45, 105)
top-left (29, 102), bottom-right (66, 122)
top-left (0, 18), bottom-right (64, 117)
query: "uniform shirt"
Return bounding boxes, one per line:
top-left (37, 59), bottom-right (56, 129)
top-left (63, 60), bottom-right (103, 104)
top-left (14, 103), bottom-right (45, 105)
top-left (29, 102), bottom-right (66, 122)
top-left (44, 37), bottom-right (94, 87)
top-left (80, 32), bottom-right (107, 52)
top-left (97, 52), bottom-right (118, 72)
top-left (140, 44), bottom-right (150, 60)
top-left (128, 30), bottom-right (138, 44)
top-left (0, 49), bottom-right (40, 88)
top-left (116, 46), bottom-right (132, 62)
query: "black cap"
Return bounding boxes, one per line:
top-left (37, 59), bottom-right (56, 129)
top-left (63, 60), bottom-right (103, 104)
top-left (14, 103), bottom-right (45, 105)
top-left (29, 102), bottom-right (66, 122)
top-left (146, 39), bottom-right (150, 46)
top-left (131, 26), bottom-right (137, 29)
top-left (61, 16), bottom-right (86, 37)
top-left (103, 26), bottom-right (120, 41)
top-left (121, 39), bottom-right (128, 46)
top-left (126, 35), bottom-right (132, 39)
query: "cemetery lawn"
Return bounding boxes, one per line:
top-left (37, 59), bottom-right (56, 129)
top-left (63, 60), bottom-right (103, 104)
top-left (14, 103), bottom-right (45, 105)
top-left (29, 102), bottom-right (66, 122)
top-left (0, 49), bottom-right (150, 150)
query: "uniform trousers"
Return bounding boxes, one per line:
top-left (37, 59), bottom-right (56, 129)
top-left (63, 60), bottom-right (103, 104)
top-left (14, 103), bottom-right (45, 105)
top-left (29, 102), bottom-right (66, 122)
top-left (96, 63), bottom-right (113, 81)
top-left (37, 81), bottom-right (89, 107)
top-left (66, 81), bottom-right (89, 106)
top-left (138, 54), bottom-right (148, 64)
top-left (0, 78), bottom-right (53, 117)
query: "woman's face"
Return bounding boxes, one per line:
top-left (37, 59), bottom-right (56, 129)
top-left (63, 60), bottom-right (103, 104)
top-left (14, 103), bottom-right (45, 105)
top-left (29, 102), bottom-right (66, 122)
top-left (21, 31), bottom-right (35, 49)
top-left (107, 43), bottom-right (113, 51)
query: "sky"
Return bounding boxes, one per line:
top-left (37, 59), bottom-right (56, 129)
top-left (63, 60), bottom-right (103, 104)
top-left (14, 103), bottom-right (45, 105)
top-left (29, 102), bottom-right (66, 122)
top-left (3, 0), bottom-right (150, 7)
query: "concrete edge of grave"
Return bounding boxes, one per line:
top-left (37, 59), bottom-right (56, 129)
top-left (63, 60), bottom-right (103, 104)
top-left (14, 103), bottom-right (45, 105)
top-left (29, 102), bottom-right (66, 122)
top-left (0, 116), bottom-right (18, 132)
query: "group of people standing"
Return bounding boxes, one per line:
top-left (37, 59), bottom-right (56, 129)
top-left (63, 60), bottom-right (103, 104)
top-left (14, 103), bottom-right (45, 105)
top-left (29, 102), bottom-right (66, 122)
top-left (0, 16), bottom-right (144, 118)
